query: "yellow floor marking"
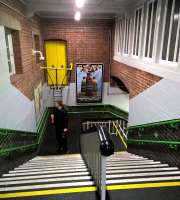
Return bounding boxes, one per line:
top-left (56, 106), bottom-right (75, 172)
top-left (1, 182), bottom-right (180, 198)
top-left (0, 186), bottom-right (97, 198)
top-left (107, 182), bottom-right (180, 190)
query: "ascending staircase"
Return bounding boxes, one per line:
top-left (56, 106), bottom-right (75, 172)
top-left (1, 152), bottom-right (180, 200)
top-left (0, 154), bottom-right (96, 199)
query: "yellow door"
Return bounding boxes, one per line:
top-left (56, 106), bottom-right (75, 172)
top-left (45, 41), bottom-right (67, 86)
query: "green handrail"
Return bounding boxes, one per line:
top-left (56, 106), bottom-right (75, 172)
top-left (0, 107), bottom-right (50, 156)
top-left (127, 139), bottom-right (180, 149)
top-left (128, 118), bottom-right (180, 130)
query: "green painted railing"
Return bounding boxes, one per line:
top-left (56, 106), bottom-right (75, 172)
top-left (67, 104), bottom-right (128, 120)
top-left (128, 139), bottom-right (180, 146)
top-left (128, 118), bottom-right (180, 131)
top-left (37, 108), bottom-right (50, 144)
top-left (0, 104), bottom-right (127, 157)
top-left (0, 108), bottom-right (50, 157)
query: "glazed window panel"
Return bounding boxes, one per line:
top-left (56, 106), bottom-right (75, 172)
top-left (162, 0), bottom-right (180, 62)
top-left (114, 17), bottom-right (125, 54)
top-left (133, 7), bottom-right (143, 56)
top-left (5, 29), bottom-right (16, 75)
top-left (123, 17), bottom-right (131, 55)
top-left (144, 0), bottom-right (158, 58)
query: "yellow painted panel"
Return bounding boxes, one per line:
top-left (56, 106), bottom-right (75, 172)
top-left (45, 41), bottom-right (67, 86)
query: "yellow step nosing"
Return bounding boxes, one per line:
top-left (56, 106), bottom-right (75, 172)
top-left (0, 186), bottom-right (97, 198)
top-left (1, 182), bottom-right (180, 198)
top-left (107, 181), bottom-right (180, 191)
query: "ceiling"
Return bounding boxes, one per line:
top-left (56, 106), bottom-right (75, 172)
top-left (21, 0), bottom-right (143, 19)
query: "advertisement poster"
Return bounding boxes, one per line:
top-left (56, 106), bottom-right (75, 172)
top-left (76, 63), bottom-right (103, 103)
top-left (34, 82), bottom-right (43, 123)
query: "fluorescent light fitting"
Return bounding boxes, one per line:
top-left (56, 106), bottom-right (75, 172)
top-left (74, 11), bottom-right (81, 21)
top-left (75, 0), bottom-right (85, 8)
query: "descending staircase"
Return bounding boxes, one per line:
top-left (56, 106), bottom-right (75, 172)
top-left (0, 154), bottom-right (97, 199)
top-left (106, 152), bottom-right (180, 200)
top-left (1, 152), bottom-right (180, 200)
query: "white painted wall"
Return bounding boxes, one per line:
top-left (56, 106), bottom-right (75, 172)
top-left (129, 78), bottom-right (180, 126)
top-left (0, 26), bottom-right (36, 132)
top-left (63, 82), bottom-right (129, 112)
top-left (0, 26), bottom-right (53, 132)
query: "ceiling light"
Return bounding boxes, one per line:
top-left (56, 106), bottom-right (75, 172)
top-left (74, 11), bottom-right (81, 21)
top-left (75, 0), bottom-right (85, 8)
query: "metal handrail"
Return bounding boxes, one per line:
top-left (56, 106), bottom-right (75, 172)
top-left (112, 122), bottom-right (127, 149)
top-left (80, 125), bottom-right (114, 200)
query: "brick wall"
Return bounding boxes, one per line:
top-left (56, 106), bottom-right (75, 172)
top-left (42, 19), bottom-right (112, 82)
top-left (0, 2), bottom-right (44, 100)
top-left (111, 60), bottom-right (162, 98)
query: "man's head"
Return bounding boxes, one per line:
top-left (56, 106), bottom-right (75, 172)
top-left (55, 100), bottom-right (64, 109)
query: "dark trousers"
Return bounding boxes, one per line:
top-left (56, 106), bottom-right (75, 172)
top-left (56, 129), bottom-right (67, 153)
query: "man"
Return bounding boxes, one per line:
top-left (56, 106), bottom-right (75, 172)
top-left (51, 101), bottom-right (69, 153)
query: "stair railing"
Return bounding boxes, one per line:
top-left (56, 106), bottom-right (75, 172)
top-left (112, 122), bottom-right (128, 150)
top-left (80, 124), bottom-right (114, 200)
top-left (82, 119), bottom-right (128, 138)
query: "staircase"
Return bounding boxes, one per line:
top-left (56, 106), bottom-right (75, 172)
top-left (106, 151), bottom-right (180, 200)
top-left (0, 154), bottom-right (96, 199)
top-left (1, 152), bottom-right (180, 200)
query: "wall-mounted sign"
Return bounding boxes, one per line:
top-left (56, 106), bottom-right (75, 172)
top-left (76, 63), bottom-right (103, 103)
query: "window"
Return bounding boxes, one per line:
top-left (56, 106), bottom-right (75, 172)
top-left (113, 0), bottom-right (180, 77)
top-left (144, 0), bottom-right (158, 58)
top-left (114, 18), bottom-right (124, 54)
top-left (114, 16), bottom-right (131, 55)
top-left (133, 7), bottom-right (143, 56)
top-left (5, 29), bottom-right (16, 75)
top-left (33, 34), bottom-right (40, 64)
top-left (123, 17), bottom-right (131, 55)
top-left (161, 0), bottom-right (180, 62)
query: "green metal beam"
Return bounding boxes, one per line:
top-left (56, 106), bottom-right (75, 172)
top-left (128, 118), bottom-right (180, 130)
top-left (127, 139), bottom-right (180, 149)
top-left (0, 143), bottom-right (38, 156)
top-left (0, 128), bottom-right (35, 135)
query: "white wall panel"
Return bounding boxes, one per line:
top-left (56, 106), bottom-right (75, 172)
top-left (129, 78), bottom-right (180, 126)
top-left (63, 82), bottom-right (129, 112)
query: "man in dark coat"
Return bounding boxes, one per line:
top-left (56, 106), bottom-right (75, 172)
top-left (51, 100), bottom-right (69, 153)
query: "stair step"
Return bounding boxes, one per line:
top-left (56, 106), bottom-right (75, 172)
top-left (0, 181), bottom-right (95, 192)
top-left (23, 160), bottom-right (85, 165)
top-left (106, 171), bottom-right (180, 179)
top-left (106, 167), bottom-right (179, 174)
top-left (3, 168), bottom-right (89, 177)
top-left (33, 154), bottom-right (83, 160)
top-left (107, 160), bottom-right (159, 165)
top-left (106, 176), bottom-right (180, 185)
top-left (16, 165), bottom-right (86, 170)
top-left (107, 158), bottom-right (148, 161)
top-left (0, 172), bottom-right (90, 182)
top-left (14, 165), bottom-right (87, 172)
top-left (0, 176), bottom-right (92, 186)
top-left (106, 164), bottom-right (169, 171)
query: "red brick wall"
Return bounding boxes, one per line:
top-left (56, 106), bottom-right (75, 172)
top-left (42, 19), bottom-right (112, 82)
top-left (111, 61), bottom-right (162, 98)
top-left (0, 3), bottom-right (44, 100)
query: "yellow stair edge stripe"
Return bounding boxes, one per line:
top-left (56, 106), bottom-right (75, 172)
top-left (1, 182), bottom-right (180, 198)
top-left (107, 181), bottom-right (180, 191)
top-left (0, 186), bottom-right (97, 199)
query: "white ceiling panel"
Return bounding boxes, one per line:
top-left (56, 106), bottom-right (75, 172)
top-left (21, 0), bottom-right (143, 18)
